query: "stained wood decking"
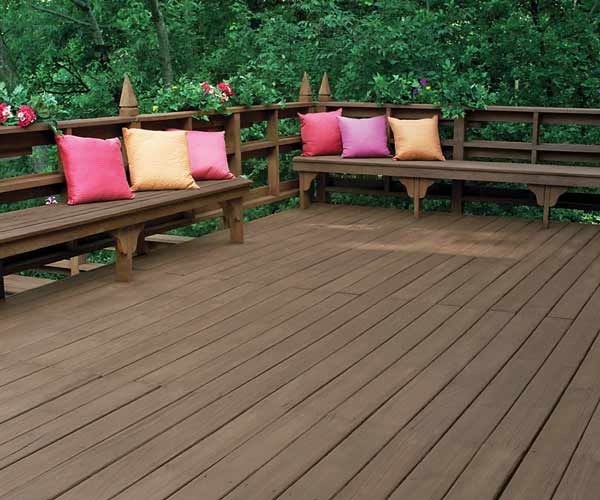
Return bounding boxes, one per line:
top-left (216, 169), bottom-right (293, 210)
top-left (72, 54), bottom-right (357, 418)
top-left (1, 204), bottom-right (599, 500)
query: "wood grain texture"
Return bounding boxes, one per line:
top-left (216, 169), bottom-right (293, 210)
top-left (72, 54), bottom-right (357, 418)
top-left (0, 206), bottom-right (598, 500)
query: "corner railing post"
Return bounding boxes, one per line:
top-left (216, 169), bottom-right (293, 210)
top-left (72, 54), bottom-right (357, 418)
top-left (119, 75), bottom-right (139, 117)
top-left (315, 72), bottom-right (333, 202)
top-left (299, 72), bottom-right (313, 105)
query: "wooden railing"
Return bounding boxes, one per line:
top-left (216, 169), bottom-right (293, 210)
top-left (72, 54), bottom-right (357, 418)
top-left (2, 72), bottom-right (600, 219)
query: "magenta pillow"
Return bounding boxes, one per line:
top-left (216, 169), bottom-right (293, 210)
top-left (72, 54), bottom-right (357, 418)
top-left (337, 115), bottom-right (391, 158)
top-left (56, 135), bottom-right (134, 205)
top-left (298, 108), bottom-right (343, 156)
top-left (169, 129), bottom-right (233, 180)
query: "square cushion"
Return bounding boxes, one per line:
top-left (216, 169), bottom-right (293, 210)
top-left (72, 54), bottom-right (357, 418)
top-left (298, 108), bottom-right (343, 156)
top-left (122, 128), bottom-right (198, 191)
top-left (56, 134), bottom-right (134, 205)
top-left (168, 129), bottom-right (234, 180)
top-left (388, 115), bottom-right (446, 161)
top-left (337, 115), bottom-right (391, 158)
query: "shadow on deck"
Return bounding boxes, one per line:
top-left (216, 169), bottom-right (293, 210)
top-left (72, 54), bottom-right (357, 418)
top-left (1, 204), bottom-right (599, 500)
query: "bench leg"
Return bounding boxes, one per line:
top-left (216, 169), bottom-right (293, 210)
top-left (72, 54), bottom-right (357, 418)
top-left (136, 230), bottom-right (149, 256)
top-left (110, 224), bottom-right (144, 282)
top-left (451, 180), bottom-right (464, 215)
top-left (316, 173), bottom-right (328, 203)
top-left (528, 185), bottom-right (566, 228)
top-left (299, 172), bottom-right (318, 209)
top-left (0, 262), bottom-right (5, 301)
top-left (220, 198), bottom-right (244, 243)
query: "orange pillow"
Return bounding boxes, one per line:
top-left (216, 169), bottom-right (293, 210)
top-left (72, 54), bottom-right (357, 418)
top-left (122, 128), bottom-right (198, 191)
top-left (388, 115), bottom-right (445, 161)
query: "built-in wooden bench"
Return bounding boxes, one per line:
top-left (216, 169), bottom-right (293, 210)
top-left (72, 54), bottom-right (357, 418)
top-left (294, 156), bottom-right (600, 226)
top-left (0, 178), bottom-right (251, 299)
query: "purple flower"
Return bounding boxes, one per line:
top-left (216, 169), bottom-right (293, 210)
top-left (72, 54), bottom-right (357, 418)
top-left (419, 78), bottom-right (428, 87)
top-left (411, 87), bottom-right (419, 97)
top-left (45, 196), bottom-right (58, 205)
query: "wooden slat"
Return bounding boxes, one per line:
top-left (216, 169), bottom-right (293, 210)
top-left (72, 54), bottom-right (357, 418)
top-left (0, 207), bottom-right (599, 500)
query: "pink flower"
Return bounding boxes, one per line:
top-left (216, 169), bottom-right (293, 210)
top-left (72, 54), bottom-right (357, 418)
top-left (217, 82), bottom-right (234, 97)
top-left (16, 105), bottom-right (36, 128)
top-left (0, 102), bottom-right (12, 124)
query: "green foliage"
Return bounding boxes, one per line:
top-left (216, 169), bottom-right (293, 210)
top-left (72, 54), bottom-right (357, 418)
top-left (143, 77), bottom-right (229, 114)
top-left (2, 0), bottom-right (600, 116)
top-left (0, 82), bottom-right (61, 125)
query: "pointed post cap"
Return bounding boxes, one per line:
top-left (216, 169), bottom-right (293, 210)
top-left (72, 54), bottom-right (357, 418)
top-left (119, 74), bottom-right (139, 117)
top-left (318, 72), bottom-right (332, 102)
top-left (298, 72), bottom-right (313, 103)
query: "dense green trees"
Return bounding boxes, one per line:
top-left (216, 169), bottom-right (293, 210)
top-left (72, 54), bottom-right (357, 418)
top-left (1, 0), bottom-right (599, 119)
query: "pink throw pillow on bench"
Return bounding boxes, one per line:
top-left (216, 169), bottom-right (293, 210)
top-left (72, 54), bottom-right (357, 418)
top-left (56, 134), bottom-right (134, 205)
top-left (298, 108), bottom-right (343, 156)
top-left (337, 115), bottom-right (391, 158)
top-left (169, 129), bottom-right (234, 180)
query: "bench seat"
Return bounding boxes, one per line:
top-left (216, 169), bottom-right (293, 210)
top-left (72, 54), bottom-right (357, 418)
top-left (293, 156), bottom-right (600, 224)
top-left (0, 178), bottom-right (251, 298)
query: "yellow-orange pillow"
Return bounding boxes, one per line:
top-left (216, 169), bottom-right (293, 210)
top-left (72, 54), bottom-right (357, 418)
top-left (388, 115), bottom-right (445, 161)
top-left (122, 128), bottom-right (198, 191)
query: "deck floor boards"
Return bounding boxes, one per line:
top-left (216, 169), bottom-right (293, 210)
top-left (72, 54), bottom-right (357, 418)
top-left (1, 204), bottom-right (599, 500)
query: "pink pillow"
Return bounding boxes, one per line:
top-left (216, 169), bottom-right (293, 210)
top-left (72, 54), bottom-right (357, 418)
top-left (56, 135), bottom-right (134, 205)
top-left (169, 129), bottom-right (234, 180)
top-left (298, 108), bottom-right (343, 156)
top-left (338, 115), bottom-right (391, 158)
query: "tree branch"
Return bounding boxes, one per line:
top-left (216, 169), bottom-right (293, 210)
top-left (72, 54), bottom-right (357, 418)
top-left (32, 5), bottom-right (92, 26)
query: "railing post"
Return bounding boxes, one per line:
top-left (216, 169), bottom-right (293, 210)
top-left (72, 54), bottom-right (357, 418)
top-left (299, 72), bottom-right (313, 104)
top-left (317, 72), bottom-right (331, 111)
top-left (451, 115), bottom-right (466, 214)
top-left (119, 75), bottom-right (139, 117)
top-left (266, 109), bottom-right (280, 196)
top-left (315, 72), bottom-right (333, 202)
top-left (225, 112), bottom-right (242, 177)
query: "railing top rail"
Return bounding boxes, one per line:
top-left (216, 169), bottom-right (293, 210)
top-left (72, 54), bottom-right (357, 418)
top-left (321, 101), bottom-right (600, 115)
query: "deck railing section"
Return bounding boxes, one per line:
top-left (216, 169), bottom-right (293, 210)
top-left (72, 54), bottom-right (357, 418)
top-left (2, 72), bottom-right (600, 224)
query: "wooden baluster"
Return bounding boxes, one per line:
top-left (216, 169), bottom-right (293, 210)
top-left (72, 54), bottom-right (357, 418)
top-left (451, 115), bottom-right (466, 215)
top-left (225, 112), bottom-right (242, 177)
top-left (531, 111), bottom-right (540, 164)
top-left (266, 109), bottom-right (280, 196)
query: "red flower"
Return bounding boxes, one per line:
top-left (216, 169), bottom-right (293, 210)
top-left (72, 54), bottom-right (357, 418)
top-left (217, 82), bottom-right (234, 97)
top-left (0, 102), bottom-right (12, 124)
top-left (200, 81), bottom-right (214, 94)
top-left (16, 105), bottom-right (36, 128)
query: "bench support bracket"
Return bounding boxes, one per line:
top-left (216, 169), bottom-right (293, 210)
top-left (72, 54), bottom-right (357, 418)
top-left (528, 185), bottom-right (567, 228)
top-left (399, 178), bottom-right (435, 218)
top-left (219, 198), bottom-right (244, 243)
top-left (110, 224), bottom-right (144, 282)
top-left (299, 172), bottom-right (318, 209)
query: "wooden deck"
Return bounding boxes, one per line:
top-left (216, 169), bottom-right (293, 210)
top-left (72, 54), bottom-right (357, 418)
top-left (1, 204), bottom-right (600, 500)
